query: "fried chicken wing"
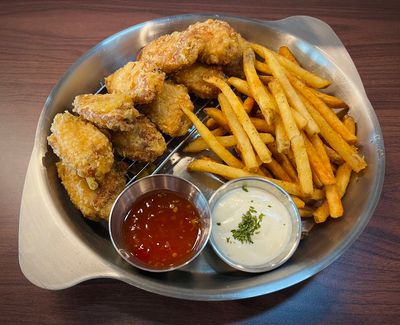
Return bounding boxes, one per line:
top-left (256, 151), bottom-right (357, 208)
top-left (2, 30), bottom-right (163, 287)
top-left (57, 161), bottom-right (127, 221)
top-left (137, 31), bottom-right (202, 73)
top-left (187, 19), bottom-right (242, 66)
top-left (47, 112), bottom-right (114, 186)
top-left (111, 115), bottom-right (166, 162)
top-left (105, 61), bottom-right (165, 104)
top-left (72, 93), bottom-right (140, 131)
top-left (173, 63), bottom-right (224, 99)
top-left (142, 81), bottom-right (194, 137)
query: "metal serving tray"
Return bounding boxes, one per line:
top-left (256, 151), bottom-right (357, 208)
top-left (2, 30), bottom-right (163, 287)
top-left (19, 14), bottom-right (385, 300)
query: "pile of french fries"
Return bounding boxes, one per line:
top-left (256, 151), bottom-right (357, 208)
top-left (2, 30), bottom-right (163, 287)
top-left (180, 43), bottom-right (367, 224)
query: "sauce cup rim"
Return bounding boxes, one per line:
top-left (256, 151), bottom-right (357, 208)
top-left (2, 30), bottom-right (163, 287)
top-left (109, 174), bottom-right (212, 272)
top-left (208, 176), bottom-right (302, 273)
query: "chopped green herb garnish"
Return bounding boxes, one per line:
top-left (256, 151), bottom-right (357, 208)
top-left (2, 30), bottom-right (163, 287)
top-left (242, 185), bottom-right (249, 192)
top-left (226, 237), bottom-right (231, 243)
top-left (216, 222), bottom-right (221, 226)
top-left (251, 200), bottom-right (254, 203)
top-left (267, 204), bottom-right (272, 208)
top-left (231, 207), bottom-right (265, 244)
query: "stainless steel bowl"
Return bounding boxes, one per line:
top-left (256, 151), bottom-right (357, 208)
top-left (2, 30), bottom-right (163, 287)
top-left (19, 14), bottom-right (385, 300)
top-left (109, 174), bottom-right (211, 272)
top-left (209, 177), bottom-right (301, 273)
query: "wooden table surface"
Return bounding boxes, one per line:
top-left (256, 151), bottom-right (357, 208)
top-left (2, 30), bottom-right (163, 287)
top-left (1, 0), bottom-right (399, 323)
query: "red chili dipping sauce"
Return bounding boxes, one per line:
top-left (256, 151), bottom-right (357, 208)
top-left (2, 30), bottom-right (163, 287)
top-left (122, 189), bottom-right (202, 269)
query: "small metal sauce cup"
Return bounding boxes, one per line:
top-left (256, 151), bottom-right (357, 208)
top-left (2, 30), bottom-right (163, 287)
top-left (109, 174), bottom-right (211, 272)
top-left (209, 177), bottom-right (301, 273)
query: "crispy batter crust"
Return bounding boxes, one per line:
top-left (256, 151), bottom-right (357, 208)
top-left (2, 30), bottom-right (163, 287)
top-left (187, 19), bottom-right (242, 66)
top-left (47, 111), bottom-right (114, 181)
top-left (105, 61), bottom-right (165, 104)
top-left (173, 63), bottom-right (224, 99)
top-left (142, 81), bottom-right (194, 137)
top-left (72, 93), bottom-right (140, 131)
top-left (111, 115), bottom-right (166, 162)
top-left (57, 162), bottom-right (127, 221)
top-left (137, 31), bottom-right (202, 73)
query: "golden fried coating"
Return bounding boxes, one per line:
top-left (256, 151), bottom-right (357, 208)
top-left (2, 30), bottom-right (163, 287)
top-left (137, 31), bottom-right (202, 73)
top-left (72, 93), bottom-right (140, 131)
top-left (47, 112), bottom-right (114, 184)
top-left (173, 63), bottom-right (224, 99)
top-left (57, 161), bottom-right (127, 221)
top-left (223, 35), bottom-right (250, 78)
top-left (105, 61), bottom-right (165, 104)
top-left (142, 81), bottom-right (194, 137)
top-left (111, 115), bottom-right (166, 162)
top-left (187, 19), bottom-right (242, 66)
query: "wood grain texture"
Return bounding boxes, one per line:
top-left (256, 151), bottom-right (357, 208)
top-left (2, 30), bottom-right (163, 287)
top-left (1, 0), bottom-right (399, 324)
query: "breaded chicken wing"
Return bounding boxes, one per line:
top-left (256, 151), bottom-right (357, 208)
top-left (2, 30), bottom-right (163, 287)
top-left (173, 63), bottom-right (224, 99)
top-left (111, 115), bottom-right (166, 162)
top-left (57, 161), bottom-right (127, 221)
top-left (142, 81), bottom-right (194, 137)
top-left (47, 112), bottom-right (114, 187)
top-left (223, 35), bottom-right (250, 78)
top-left (137, 30), bottom-right (202, 73)
top-left (105, 61), bottom-right (165, 104)
top-left (72, 93), bottom-right (140, 131)
top-left (187, 19), bottom-right (242, 66)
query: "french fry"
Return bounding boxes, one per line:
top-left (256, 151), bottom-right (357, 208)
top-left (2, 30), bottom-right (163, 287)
top-left (324, 145), bottom-right (344, 164)
top-left (211, 127), bottom-right (228, 136)
top-left (275, 119), bottom-right (290, 153)
top-left (312, 169), bottom-right (324, 188)
top-left (251, 43), bottom-right (331, 88)
top-left (255, 60), bottom-right (272, 74)
top-left (325, 184), bottom-right (343, 218)
top-left (205, 118), bottom-right (218, 129)
top-left (250, 117), bottom-right (274, 133)
top-left (179, 106), bottom-right (243, 168)
top-left (268, 80), bottom-right (299, 140)
top-left (243, 97), bottom-right (255, 114)
top-left (313, 163), bottom-right (352, 223)
top-left (291, 134), bottom-right (314, 196)
top-left (299, 208), bottom-right (314, 218)
top-left (227, 77), bottom-right (252, 97)
top-left (291, 196), bottom-right (305, 208)
top-left (243, 47), bottom-right (276, 124)
top-left (264, 157), bottom-right (293, 182)
top-left (205, 77), bottom-right (272, 163)
top-left (287, 73), bottom-right (357, 143)
top-left (204, 108), bottom-right (230, 130)
top-left (291, 107), bottom-right (307, 130)
top-left (343, 115), bottom-right (356, 135)
top-left (218, 93), bottom-right (259, 172)
top-left (279, 46), bottom-right (299, 65)
top-left (309, 88), bottom-right (349, 108)
top-left (259, 75), bottom-right (274, 84)
top-left (187, 158), bottom-right (324, 200)
top-left (262, 49), bottom-right (320, 135)
top-left (302, 132), bottom-right (335, 185)
top-left (280, 154), bottom-right (299, 182)
top-left (268, 79), bottom-right (313, 195)
top-left (183, 133), bottom-right (273, 153)
top-left (299, 93), bottom-right (366, 172)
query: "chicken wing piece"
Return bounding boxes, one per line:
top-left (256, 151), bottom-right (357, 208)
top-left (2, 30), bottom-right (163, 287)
top-left (47, 112), bottom-right (114, 186)
top-left (173, 63), bottom-right (224, 99)
top-left (57, 161), bottom-right (127, 221)
top-left (187, 19), bottom-right (242, 66)
top-left (72, 93), bottom-right (140, 131)
top-left (111, 115), bottom-right (166, 162)
top-left (137, 30), bottom-right (202, 73)
top-left (105, 61), bottom-right (165, 104)
top-left (142, 80), bottom-right (194, 137)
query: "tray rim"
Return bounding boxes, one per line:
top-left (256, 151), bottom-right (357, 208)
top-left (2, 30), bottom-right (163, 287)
top-left (19, 13), bottom-right (385, 300)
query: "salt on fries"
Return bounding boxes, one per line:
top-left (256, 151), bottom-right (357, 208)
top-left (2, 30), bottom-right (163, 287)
top-left (181, 42), bottom-right (367, 226)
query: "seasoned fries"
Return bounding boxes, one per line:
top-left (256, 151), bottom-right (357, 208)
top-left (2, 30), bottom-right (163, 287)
top-left (177, 37), bottom-right (368, 229)
top-left (243, 48), bottom-right (275, 124)
top-left (205, 77), bottom-right (272, 163)
top-left (179, 106), bottom-right (243, 168)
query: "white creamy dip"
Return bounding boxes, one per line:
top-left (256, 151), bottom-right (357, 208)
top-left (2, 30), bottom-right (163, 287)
top-left (211, 186), bottom-right (292, 268)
